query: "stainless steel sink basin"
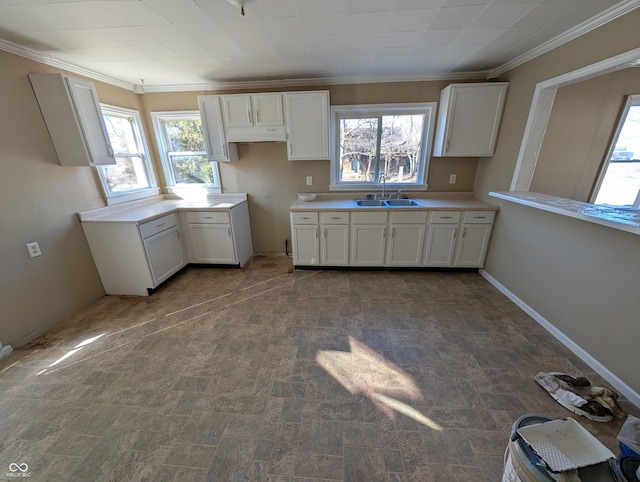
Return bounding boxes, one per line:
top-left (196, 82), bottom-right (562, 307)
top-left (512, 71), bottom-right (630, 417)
top-left (386, 199), bottom-right (422, 207)
top-left (354, 200), bottom-right (387, 206)
top-left (354, 199), bottom-right (422, 207)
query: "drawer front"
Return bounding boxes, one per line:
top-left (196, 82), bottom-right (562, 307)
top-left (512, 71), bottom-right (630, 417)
top-left (321, 212), bottom-right (349, 224)
top-left (462, 210), bottom-right (495, 224)
top-left (291, 212), bottom-right (319, 224)
top-left (429, 211), bottom-right (461, 224)
top-left (186, 211), bottom-right (230, 224)
top-left (390, 211), bottom-right (428, 224)
top-left (139, 213), bottom-right (178, 239)
top-left (352, 211), bottom-right (388, 224)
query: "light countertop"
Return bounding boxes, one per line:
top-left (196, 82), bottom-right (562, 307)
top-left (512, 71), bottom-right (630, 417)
top-left (290, 194), bottom-right (498, 211)
top-left (79, 194), bottom-right (248, 223)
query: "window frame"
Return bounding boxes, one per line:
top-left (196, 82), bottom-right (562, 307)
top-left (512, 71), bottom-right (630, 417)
top-left (97, 104), bottom-right (158, 205)
top-left (590, 94), bottom-right (640, 209)
top-left (329, 102), bottom-right (436, 191)
top-left (151, 111), bottom-right (221, 195)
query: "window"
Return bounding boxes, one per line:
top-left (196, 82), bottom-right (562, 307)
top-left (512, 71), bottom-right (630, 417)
top-left (98, 105), bottom-right (157, 203)
top-left (330, 103), bottom-right (436, 191)
top-left (592, 94), bottom-right (640, 209)
top-left (152, 111), bottom-right (221, 194)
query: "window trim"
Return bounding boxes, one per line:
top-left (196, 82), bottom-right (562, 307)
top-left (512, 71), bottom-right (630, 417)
top-left (329, 102), bottom-right (436, 191)
top-left (98, 104), bottom-right (158, 205)
top-left (590, 94), bottom-right (640, 208)
top-left (151, 110), bottom-right (221, 195)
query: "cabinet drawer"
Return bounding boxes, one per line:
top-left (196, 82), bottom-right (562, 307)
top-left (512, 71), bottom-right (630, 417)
top-left (352, 212), bottom-right (388, 224)
top-left (429, 211), bottom-right (461, 224)
top-left (139, 213), bottom-right (177, 239)
top-left (390, 211), bottom-right (428, 224)
top-left (321, 212), bottom-right (349, 224)
top-left (462, 211), bottom-right (495, 224)
top-left (291, 212), bottom-right (318, 224)
top-left (186, 211), bottom-right (230, 224)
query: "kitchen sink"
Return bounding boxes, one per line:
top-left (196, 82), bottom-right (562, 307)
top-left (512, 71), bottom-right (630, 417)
top-left (386, 199), bottom-right (422, 207)
top-left (354, 199), bottom-right (387, 206)
top-left (354, 199), bottom-right (422, 207)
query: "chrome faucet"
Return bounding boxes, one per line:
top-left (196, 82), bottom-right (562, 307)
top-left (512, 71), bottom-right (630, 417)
top-left (379, 174), bottom-right (386, 198)
top-left (396, 189), bottom-right (403, 199)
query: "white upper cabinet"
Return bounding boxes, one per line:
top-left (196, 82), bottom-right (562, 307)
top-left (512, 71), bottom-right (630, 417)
top-left (285, 91), bottom-right (330, 161)
top-left (433, 82), bottom-right (508, 157)
top-left (198, 95), bottom-right (238, 162)
top-left (222, 93), bottom-right (284, 127)
top-left (29, 73), bottom-right (115, 166)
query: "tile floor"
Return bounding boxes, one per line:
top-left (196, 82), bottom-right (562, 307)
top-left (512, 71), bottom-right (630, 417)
top-left (0, 254), bottom-right (637, 481)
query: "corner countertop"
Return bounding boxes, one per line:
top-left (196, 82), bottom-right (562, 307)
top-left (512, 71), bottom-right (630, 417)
top-left (290, 192), bottom-right (498, 211)
top-left (78, 194), bottom-right (248, 223)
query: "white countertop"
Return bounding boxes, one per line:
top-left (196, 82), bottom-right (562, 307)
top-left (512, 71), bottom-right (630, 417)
top-left (290, 194), bottom-right (498, 211)
top-left (79, 194), bottom-right (248, 223)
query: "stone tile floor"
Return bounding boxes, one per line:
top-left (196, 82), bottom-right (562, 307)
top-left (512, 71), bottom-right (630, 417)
top-left (0, 254), bottom-right (637, 481)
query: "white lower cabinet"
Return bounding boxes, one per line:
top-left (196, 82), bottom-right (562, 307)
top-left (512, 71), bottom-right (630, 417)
top-left (320, 212), bottom-right (349, 266)
top-left (290, 208), bottom-right (495, 269)
top-left (82, 212), bottom-right (187, 296)
top-left (291, 212), bottom-right (320, 265)
top-left (180, 205), bottom-right (254, 266)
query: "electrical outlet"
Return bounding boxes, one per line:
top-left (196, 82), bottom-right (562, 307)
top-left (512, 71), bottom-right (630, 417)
top-left (449, 174), bottom-right (457, 184)
top-left (306, 176), bottom-right (313, 186)
top-left (26, 242), bottom-right (41, 257)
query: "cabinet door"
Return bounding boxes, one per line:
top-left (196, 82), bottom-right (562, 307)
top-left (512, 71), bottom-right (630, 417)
top-left (198, 96), bottom-right (238, 161)
top-left (189, 224), bottom-right (237, 264)
top-left (321, 225), bottom-right (349, 266)
top-left (350, 225), bottom-right (386, 266)
top-left (143, 227), bottom-right (186, 285)
top-left (253, 94), bottom-right (283, 126)
top-left (454, 224), bottom-right (492, 267)
top-left (433, 83), bottom-right (508, 157)
top-left (424, 224), bottom-right (457, 266)
top-left (222, 95), bottom-right (253, 127)
top-left (285, 91), bottom-right (329, 160)
top-left (387, 225), bottom-right (425, 266)
top-left (292, 225), bottom-right (320, 265)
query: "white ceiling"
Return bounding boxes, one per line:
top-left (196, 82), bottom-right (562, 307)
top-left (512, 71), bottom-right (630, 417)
top-left (0, 0), bottom-right (638, 92)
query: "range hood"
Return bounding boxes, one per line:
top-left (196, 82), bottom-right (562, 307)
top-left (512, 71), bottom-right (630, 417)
top-left (225, 125), bottom-right (287, 143)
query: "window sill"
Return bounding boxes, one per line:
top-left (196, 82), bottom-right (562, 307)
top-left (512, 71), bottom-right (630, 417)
top-left (489, 191), bottom-right (640, 236)
top-left (106, 188), bottom-right (160, 206)
top-left (329, 183), bottom-right (429, 192)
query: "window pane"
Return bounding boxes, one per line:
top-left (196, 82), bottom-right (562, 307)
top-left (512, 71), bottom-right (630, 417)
top-left (339, 117), bottom-right (379, 183)
top-left (170, 155), bottom-right (214, 184)
top-left (164, 119), bottom-right (205, 152)
top-left (594, 105), bottom-right (640, 207)
top-left (103, 114), bottom-right (138, 154)
top-left (100, 156), bottom-right (150, 194)
top-left (380, 115), bottom-right (424, 184)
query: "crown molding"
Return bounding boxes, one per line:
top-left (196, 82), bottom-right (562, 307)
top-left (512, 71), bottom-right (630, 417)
top-left (0, 38), bottom-right (135, 91)
top-left (142, 71), bottom-right (491, 93)
top-left (489, 0), bottom-right (640, 78)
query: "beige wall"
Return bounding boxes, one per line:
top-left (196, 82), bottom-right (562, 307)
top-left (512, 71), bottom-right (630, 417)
top-left (0, 51), bottom-right (146, 347)
top-left (475, 8), bottom-right (640, 395)
top-left (530, 68), bottom-right (640, 201)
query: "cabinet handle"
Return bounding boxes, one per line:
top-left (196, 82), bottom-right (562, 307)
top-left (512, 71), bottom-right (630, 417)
top-left (289, 143), bottom-right (293, 156)
top-left (473, 216), bottom-right (487, 219)
top-left (256, 110), bottom-right (260, 123)
top-left (315, 228), bottom-right (318, 239)
top-left (383, 229), bottom-right (386, 239)
top-left (330, 217), bottom-right (341, 220)
top-left (453, 227), bottom-right (458, 238)
top-left (177, 230), bottom-right (181, 239)
top-left (223, 144), bottom-right (227, 157)
top-left (462, 228), bottom-right (466, 238)
top-left (324, 228), bottom-right (327, 238)
top-left (203, 216), bottom-right (214, 219)
top-left (391, 228), bottom-right (395, 239)
top-left (301, 217), bottom-right (310, 220)
top-left (446, 139), bottom-right (450, 151)
top-left (440, 216), bottom-right (453, 219)
top-left (156, 222), bottom-right (166, 228)
top-left (228, 227), bottom-right (231, 237)
top-left (248, 110), bottom-right (252, 123)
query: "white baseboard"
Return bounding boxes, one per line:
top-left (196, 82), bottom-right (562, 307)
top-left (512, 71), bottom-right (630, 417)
top-left (479, 269), bottom-right (640, 409)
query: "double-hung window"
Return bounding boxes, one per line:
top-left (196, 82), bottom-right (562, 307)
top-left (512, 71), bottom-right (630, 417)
top-left (591, 94), bottom-right (640, 209)
top-left (151, 111), bottom-right (221, 194)
top-left (330, 103), bottom-right (436, 191)
top-left (98, 105), bottom-right (157, 203)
